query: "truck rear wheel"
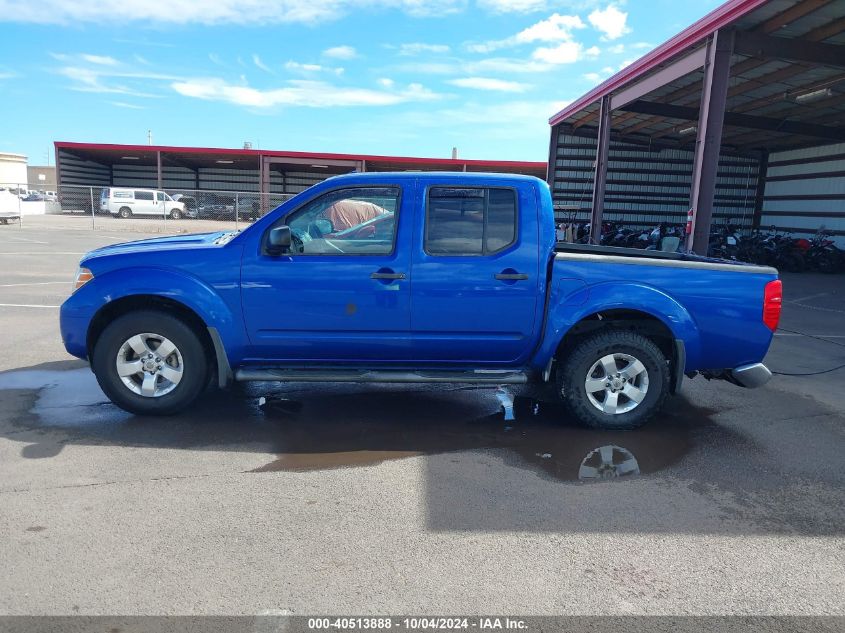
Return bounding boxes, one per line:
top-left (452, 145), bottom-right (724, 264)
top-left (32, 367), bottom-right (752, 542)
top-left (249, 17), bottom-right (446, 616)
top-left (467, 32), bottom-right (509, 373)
top-left (558, 330), bottom-right (669, 430)
top-left (91, 311), bottom-right (209, 416)
top-left (118, 207), bottom-right (131, 218)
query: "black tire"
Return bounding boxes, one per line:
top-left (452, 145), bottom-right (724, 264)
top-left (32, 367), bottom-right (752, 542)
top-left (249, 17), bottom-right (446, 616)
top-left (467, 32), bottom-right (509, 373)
top-left (169, 208), bottom-right (181, 220)
top-left (118, 207), bottom-right (131, 219)
top-left (91, 310), bottom-right (209, 416)
top-left (558, 330), bottom-right (669, 430)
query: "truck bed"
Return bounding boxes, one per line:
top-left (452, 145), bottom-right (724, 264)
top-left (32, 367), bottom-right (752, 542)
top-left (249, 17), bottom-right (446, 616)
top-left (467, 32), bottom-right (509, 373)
top-left (555, 241), bottom-right (776, 272)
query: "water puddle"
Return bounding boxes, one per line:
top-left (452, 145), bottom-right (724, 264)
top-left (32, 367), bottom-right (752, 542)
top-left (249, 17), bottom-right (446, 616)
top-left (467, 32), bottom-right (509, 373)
top-left (1, 365), bottom-right (709, 482)
top-left (251, 387), bottom-right (705, 482)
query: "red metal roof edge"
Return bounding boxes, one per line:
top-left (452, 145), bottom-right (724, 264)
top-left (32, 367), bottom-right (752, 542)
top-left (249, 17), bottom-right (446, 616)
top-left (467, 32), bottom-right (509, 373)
top-left (548, 0), bottom-right (770, 126)
top-left (53, 141), bottom-right (545, 168)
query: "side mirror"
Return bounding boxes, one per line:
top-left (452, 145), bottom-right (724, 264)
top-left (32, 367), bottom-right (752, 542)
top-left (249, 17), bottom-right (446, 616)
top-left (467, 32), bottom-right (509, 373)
top-left (267, 225), bottom-right (292, 255)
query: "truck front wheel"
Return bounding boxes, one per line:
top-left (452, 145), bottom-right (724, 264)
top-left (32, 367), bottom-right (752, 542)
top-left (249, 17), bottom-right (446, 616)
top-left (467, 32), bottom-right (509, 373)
top-left (558, 330), bottom-right (669, 430)
top-left (91, 311), bottom-right (209, 416)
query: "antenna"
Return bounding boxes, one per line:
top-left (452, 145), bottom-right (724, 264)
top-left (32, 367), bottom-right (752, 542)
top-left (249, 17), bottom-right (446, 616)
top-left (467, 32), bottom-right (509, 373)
top-left (147, 129), bottom-right (153, 145)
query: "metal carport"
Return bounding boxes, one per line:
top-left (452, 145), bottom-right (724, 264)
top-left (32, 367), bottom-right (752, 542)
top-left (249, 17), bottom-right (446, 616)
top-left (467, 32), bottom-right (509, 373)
top-left (547, 0), bottom-right (845, 253)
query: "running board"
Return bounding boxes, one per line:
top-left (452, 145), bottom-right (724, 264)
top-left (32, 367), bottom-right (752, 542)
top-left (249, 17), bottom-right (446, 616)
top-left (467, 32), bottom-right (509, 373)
top-left (234, 368), bottom-right (530, 384)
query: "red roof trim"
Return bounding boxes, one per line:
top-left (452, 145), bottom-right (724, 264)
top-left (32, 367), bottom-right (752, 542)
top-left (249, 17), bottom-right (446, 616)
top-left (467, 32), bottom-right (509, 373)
top-left (548, 0), bottom-right (770, 126)
top-left (53, 141), bottom-right (545, 169)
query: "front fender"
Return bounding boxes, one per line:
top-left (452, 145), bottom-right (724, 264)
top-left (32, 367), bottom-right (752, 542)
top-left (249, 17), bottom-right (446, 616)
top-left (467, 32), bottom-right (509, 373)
top-left (532, 281), bottom-right (702, 372)
top-left (60, 267), bottom-right (247, 363)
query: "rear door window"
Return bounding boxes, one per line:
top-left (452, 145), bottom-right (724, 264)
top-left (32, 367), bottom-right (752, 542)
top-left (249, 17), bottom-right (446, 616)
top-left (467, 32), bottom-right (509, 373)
top-left (425, 187), bottom-right (517, 256)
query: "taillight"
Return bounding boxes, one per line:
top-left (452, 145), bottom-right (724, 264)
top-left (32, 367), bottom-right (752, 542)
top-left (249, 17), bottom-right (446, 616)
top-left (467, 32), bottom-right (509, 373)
top-left (763, 279), bottom-right (782, 332)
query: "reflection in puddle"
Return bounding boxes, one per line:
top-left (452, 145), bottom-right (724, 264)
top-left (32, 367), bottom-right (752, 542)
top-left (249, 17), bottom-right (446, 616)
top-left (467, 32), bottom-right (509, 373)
top-left (578, 445), bottom-right (641, 481)
top-left (1, 365), bottom-right (709, 482)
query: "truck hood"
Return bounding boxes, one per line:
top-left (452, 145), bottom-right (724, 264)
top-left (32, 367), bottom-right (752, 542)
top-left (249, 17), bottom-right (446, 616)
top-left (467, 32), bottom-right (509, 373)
top-left (83, 231), bottom-right (236, 260)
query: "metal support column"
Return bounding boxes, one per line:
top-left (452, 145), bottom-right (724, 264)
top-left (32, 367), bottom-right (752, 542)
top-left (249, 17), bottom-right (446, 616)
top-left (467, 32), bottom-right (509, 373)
top-left (752, 150), bottom-right (769, 231)
top-left (259, 154), bottom-right (270, 214)
top-left (546, 123), bottom-right (558, 187)
top-left (156, 151), bottom-right (163, 189)
top-left (687, 29), bottom-right (733, 254)
top-left (589, 95), bottom-right (611, 245)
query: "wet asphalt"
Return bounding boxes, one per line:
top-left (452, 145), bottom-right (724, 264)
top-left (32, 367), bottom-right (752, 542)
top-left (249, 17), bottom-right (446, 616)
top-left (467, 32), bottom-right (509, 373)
top-left (0, 224), bottom-right (843, 615)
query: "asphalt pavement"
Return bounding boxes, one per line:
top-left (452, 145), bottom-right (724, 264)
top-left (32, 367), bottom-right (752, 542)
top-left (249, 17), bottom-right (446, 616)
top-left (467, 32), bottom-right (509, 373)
top-left (0, 224), bottom-right (843, 616)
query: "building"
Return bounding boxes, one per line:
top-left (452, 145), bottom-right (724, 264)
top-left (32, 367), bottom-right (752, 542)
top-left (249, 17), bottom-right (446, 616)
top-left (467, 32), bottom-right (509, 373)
top-left (0, 152), bottom-right (27, 190)
top-left (55, 142), bottom-right (546, 212)
top-left (26, 165), bottom-right (56, 190)
top-left (547, 0), bottom-right (845, 251)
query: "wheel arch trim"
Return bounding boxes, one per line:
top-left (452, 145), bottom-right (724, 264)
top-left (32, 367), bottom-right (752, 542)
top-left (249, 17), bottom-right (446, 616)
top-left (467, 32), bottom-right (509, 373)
top-left (535, 281), bottom-right (702, 373)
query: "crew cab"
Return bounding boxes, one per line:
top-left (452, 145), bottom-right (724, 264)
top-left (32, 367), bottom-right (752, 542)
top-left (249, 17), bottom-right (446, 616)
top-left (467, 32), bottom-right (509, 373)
top-left (60, 173), bottom-right (781, 429)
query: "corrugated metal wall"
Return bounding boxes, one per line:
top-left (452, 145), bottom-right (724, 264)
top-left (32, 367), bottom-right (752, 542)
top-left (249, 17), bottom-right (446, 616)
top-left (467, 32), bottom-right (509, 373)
top-left (56, 149), bottom-right (110, 187)
top-left (761, 142), bottom-right (845, 246)
top-left (550, 126), bottom-right (762, 231)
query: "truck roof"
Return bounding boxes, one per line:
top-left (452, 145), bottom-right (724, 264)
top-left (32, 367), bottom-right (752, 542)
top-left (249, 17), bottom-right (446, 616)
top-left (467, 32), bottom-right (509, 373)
top-left (323, 171), bottom-right (546, 185)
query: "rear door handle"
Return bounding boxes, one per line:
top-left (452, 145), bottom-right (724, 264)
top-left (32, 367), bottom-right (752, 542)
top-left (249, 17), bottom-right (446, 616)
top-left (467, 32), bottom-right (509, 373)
top-left (371, 272), bottom-right (406, 280)
top-left (494, 272), bottom-right (528, 280)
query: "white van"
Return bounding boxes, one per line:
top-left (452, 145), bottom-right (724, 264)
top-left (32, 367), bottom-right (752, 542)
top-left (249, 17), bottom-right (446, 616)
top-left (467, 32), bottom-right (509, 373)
top-left (100, 188), bottom-right (186, 219)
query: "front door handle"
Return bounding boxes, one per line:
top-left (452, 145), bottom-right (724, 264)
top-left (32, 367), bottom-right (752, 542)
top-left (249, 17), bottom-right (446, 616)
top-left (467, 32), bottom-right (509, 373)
top-left (371, 272), bottom-right (406, 280)
top-left (494, 272), bottom-right (528, 280)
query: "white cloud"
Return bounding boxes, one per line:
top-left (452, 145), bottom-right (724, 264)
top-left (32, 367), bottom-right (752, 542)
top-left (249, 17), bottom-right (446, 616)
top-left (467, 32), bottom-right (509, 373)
top-left (446, 77), bottom-right (529, 92)
top-left (466, 12), bottom-right (586, 56)
top-left (285, 61), bottom-right (344, 75)
top-left (398, 43), bottom-right (450, 56)
top-left (588, 4), bottom-right (630, 40)
top-left (0, 71), bottom-right (16, 80)
top-left (531, 41), bottom-right (583, 64)
top-left (52, 54), bottom-right (179, 97)
top-left (393, 61), bottom-right (458, 75)
top-left (476, 0), bottom-right (549, 12)
top-left (81, 54), bottom-right (118, 65)
top-left (322, 45), bottom-right (357, 59)
top-left (466, 57), bottom-right (552, 73)
top-left (208, 53), bottom-right (225, 66)
top-left (377, 77), bottom-right (395, 87)
top-left (0, 0), bottom-right (467, 25)
top-left (57, 66), bottom-right (161, 97)
top-left (109, 101), bottom-right (145, 109)
top-left (252, 54), bottom-right (273, 73)
top-left (516, 13), bottom-right (585, 43)
top-left (170, 77), bottom-right (442, 108)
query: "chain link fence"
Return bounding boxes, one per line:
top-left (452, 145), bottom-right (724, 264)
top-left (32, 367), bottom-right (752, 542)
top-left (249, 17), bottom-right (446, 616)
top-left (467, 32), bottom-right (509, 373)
top-left (0, 183), bottom-right (295, 233)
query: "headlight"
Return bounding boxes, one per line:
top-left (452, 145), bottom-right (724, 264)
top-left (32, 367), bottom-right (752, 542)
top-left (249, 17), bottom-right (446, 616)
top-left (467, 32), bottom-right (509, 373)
top-left (73, 267), bottom-right (94, 292)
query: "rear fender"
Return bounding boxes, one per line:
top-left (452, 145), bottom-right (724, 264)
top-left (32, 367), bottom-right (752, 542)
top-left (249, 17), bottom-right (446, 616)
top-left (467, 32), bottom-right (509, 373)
top-left (533, 281), bottom-right (701, 372)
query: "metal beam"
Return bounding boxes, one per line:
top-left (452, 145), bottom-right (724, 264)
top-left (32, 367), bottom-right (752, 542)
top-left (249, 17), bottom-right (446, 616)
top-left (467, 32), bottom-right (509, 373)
top-left (263, 156), bottom-right (358, 168)
top-left (621, 99), bottom-right (845, 141)
top-left (546, 123), bottom-right (559, 186)
top-left (155, 150), bottom-right (162, 190)
top-left (734, 31), bottom-right (845, 68)
top-left (610, 47), bottom-right (707, 111)
top-left (688, 30), bottom-right (733, 255)
top-left (590, 95), bottom-right (611, 245)
top-left (757, 0), bottom-right (833, 33)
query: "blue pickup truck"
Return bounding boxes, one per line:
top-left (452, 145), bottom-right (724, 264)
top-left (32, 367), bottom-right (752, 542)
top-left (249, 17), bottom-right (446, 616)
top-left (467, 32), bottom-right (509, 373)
top-left (60, 172), bottom-right (782, 429)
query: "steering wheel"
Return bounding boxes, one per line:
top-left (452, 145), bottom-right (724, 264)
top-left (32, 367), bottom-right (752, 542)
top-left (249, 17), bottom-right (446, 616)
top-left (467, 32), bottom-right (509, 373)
top-left (291, 228), bottom-right (311, 254)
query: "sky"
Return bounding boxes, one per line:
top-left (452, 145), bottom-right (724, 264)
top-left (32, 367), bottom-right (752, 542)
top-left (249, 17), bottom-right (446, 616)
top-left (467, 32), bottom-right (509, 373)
top-left (0, 0), bottom-right (724, 164)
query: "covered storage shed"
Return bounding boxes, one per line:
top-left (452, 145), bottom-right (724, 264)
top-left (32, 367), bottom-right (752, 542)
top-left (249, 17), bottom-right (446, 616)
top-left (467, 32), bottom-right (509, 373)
top-left (547, 0), bottom-right (845, 252)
